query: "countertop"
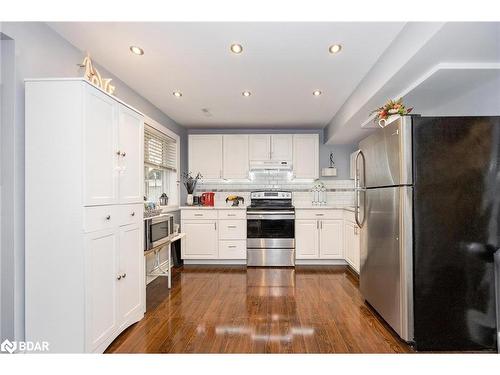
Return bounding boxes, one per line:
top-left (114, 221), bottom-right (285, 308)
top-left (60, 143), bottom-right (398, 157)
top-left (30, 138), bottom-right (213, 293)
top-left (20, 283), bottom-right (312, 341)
top-left (179, 205), bottom-right (247, 210)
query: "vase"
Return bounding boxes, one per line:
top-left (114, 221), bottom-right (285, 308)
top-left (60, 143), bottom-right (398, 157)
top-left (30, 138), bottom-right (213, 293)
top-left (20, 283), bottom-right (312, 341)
top-left (378, 114), bottom-right (400, 128)
top-left (186, 194), bottom-right (194, 206)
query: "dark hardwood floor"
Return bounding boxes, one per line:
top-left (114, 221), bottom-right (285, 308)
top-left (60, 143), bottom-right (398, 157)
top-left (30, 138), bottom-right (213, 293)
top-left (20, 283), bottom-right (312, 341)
top-left (106, 265), bottom-right (412, 353)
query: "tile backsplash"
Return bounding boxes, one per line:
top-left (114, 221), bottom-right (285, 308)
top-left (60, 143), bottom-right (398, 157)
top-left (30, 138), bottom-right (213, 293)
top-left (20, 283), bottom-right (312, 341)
top-left (195, 172), bottom-right (355, 206)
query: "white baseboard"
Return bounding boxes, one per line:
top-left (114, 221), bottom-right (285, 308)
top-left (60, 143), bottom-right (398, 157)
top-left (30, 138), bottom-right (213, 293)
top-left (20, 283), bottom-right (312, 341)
top-left (295, 259), bottom-right (348, 265)
top-left (183, 259), bottom-right (247, 265)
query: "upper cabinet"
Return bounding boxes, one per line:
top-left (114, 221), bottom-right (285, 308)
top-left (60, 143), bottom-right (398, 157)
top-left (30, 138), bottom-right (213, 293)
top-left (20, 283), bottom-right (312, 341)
top-left (271, 135), bottom-right (293, 161)
top-left (293, 134), bottom-right (319, 179)
top-left (223, 135), bottom-right (249, 179)
top-left (249, 134), bottom-right (293, 161)
top-left (249, 134), bottom-right (271, 161)
top-left (84, 85), bottom-right (144, 206)
top-left (188, 135), bottom-right (223, 179)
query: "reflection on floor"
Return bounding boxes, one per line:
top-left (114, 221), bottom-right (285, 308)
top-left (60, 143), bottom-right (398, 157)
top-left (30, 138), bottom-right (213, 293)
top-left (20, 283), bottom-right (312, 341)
top-left (106, 266), bottom-right (412, 353)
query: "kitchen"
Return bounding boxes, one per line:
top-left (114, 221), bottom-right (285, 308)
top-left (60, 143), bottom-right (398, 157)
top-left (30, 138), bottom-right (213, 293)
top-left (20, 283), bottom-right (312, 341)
top-left (1, 10), bottom-right (500, 367)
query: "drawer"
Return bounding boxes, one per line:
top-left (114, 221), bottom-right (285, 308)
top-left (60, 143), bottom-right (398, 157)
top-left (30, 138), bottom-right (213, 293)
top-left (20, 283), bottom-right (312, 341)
top-left (218, 220), bottom-right (246, 240)
top-left (218, 240), bottom-right (247, 259)
top-left (295, 209), bottom-right (343, 220)
top-left (118, 204), bottom-right (143, 226)
top-left (218, 210), bottom-right (246, 220)
top-left (84, 205), bottom-right (117, 233)
top-left (181, 210), bottom-right (218, 220)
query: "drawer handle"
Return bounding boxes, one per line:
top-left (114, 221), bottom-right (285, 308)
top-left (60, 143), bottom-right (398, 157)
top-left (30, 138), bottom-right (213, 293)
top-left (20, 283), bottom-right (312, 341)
top-left (131, 212), bottom-right (135, 216)
top-left (106, 215), bottom-right (111, 220)
top-left (228, 245), bottom-right (237, 248)
top-left (194, 214), bottom-right (203, 217)
top-left (228, 225), bottom-right (237, 228)
top-left (315, 213), bottom-right (324, 216)
top-left (227, 214), bottom-right (236, 217)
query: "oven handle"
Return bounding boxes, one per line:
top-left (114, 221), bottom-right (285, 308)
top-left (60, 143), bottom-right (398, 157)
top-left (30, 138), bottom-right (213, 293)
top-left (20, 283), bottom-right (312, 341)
top-left (247, 211), bottom-right (295, 215)
top-left (247, 214), bottom-right (295, 220)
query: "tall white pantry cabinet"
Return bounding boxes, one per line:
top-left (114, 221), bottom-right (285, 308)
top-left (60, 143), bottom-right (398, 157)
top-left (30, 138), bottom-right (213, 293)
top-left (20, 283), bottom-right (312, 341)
top-left (25, 79), bottom-right (145, 353)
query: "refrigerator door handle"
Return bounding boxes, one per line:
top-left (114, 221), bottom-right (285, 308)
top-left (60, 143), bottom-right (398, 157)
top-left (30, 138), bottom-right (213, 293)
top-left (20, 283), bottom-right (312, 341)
top-left (355, 150), bottom-right (366, 228)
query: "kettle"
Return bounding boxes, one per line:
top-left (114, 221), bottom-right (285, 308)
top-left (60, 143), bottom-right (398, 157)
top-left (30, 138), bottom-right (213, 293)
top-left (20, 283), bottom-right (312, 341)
top-left (201, 192), bottom-right (215, 206)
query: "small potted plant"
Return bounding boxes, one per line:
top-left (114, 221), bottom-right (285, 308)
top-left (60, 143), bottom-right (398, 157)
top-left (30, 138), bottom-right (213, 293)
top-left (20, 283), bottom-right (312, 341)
top-left (371, 98), bottom-right (413, 127)
top-left (182, 172), bottom-right (202, 205)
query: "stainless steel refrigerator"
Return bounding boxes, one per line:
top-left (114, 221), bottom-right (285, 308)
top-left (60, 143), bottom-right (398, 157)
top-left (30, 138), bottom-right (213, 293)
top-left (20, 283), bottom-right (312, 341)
top-left (355, 115), bottom-right (500, 352)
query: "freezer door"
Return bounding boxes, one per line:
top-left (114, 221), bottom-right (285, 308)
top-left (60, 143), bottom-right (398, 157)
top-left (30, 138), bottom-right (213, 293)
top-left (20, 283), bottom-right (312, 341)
top-left (360, 186), bottom-right (413, 341)
top-left (359, 116), bottom-right (412, 188)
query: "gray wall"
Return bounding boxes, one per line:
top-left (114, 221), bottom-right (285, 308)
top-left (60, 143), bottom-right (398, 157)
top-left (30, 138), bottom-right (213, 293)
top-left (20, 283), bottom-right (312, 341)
top-left (188, 128), bottom-right (357, 180)
top-left (0, 22), bottom-right (186, 342)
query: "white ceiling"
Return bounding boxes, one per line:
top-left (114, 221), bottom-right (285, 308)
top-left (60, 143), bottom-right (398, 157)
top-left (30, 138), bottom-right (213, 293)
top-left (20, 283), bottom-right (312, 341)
top-left (49, 22), bottom-right (405, 128)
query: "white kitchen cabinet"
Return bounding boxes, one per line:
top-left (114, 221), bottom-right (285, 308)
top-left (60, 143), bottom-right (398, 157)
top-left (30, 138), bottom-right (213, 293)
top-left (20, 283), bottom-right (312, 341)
top-left (319, 220), bottom-right (344, 259)
top-left (271, 134), bottom-right (293, 161)
top-left (223, 135), bottom-right (249, 179)
top-left (344, 219), bottom-right (360, 273)
top-left (249, 134), bottom-right (271, 161)
top-left (295, 220), bottom-right (320, 259)
top-left (84, 87), bottom-right (118, 206)
top-left (182, 220), bottom-right (219, 258)
top-left (85, 229), bottom-right (119, 352)
top-left (25, 79), bottom-right (145, 353)
top-left (189, 135), bottom-right (223, 179)
top-left (293, 134), bottom-right (319, 179)
top-left (118, 106), bottom-right (144, 203)
top-left (117, 223), bottom-right (144, 330)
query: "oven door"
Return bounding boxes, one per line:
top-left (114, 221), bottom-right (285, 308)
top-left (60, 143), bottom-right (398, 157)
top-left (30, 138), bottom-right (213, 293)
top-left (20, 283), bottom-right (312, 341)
top-left (247, 211), bottom-right (295, 249)
top-left (145, 216), bottom-right (171, 250)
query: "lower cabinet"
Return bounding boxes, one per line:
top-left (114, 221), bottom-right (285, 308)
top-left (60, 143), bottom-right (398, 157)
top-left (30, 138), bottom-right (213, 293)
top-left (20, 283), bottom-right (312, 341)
top-left (85, 221), bottom-right (144, 353)
top-left (344, 220), bottom-right (361, 273)
top-left (295, 218), bottom-right (343, 259)
top-left (181, 209), bottom-right (247, 260)
top-left (181, 220), bottom-right (219, 258)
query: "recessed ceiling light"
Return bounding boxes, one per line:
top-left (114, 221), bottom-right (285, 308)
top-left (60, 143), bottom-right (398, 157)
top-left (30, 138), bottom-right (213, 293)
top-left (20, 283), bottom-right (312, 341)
top-left (129, 46), bottom-right (144, 55)
top-left (173, 91), bottom-right (182, 98)
top-left (329, 44), bottom-right (342, 54)
top-left (230, 44), bottom-right (243, 54)
top-left (313, 90), bottom-right (322, 96)
top-left (242, 91), bottom-right (251, 97)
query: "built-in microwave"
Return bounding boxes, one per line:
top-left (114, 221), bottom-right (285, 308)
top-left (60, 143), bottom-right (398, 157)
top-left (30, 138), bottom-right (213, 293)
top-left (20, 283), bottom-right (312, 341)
top-left (144, 214), bottom-right (174, 251)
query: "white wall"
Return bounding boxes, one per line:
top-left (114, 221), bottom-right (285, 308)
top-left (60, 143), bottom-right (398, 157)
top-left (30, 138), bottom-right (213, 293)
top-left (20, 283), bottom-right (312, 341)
top-left (0, 22), bottom-right (186, 342)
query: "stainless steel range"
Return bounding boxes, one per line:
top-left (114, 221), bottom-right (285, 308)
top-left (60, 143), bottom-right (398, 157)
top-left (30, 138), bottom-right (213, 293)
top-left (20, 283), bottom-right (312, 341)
top-left (246, 191), bottom-right (295, 267)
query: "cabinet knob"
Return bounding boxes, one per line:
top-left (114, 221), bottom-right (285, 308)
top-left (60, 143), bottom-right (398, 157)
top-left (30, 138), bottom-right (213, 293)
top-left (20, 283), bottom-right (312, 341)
top-left (116, 150), bottom-right (121, 156)
top-left (131, 212), bottom-right (135, 216)
top-left (117, 275), bottom-right (122, 280)
top-left (106, 215), bottom-right (111, 220)
top-left (122, 273), bottom-right (127, 279)
top-left (121, 152), bottom-right (126, 157)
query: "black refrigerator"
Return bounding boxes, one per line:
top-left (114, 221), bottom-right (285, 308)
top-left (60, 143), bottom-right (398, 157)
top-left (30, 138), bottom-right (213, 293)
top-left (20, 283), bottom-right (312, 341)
top-left (356, 115), bottom-right (500, 352)
top-left (412, 116), bottom-right (500, 351)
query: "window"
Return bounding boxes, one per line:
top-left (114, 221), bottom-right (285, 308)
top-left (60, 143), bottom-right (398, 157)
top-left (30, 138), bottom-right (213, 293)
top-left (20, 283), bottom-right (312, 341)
top-left (144, 122), bottom-right (179, 207)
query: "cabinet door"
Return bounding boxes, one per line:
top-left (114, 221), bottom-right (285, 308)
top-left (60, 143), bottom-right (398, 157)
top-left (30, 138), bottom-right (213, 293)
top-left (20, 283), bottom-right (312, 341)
top-left (344, 221), bottom-right (355, 266)
top-left (295, 220), bottom-right (319, 259)
top-left (118, 106), bottom-right (144, 204)
top-left (118, 223), bottom-right (144, 329)
top-left (249, 135), bottom-right (271, 161)
top-left (223, 135), bottom-right (249, 179)
top-left (319, 219), bottom-right (343, 259)
top-left (84, 87), bottom-right (118, 206)
top-left (353, 224), bottom-right (361, 272)
top-left (271, 135), bottom-right (293, 161)
top-left (293, 134), bottom-right (319, 179)
top-left (85, 229), bottom-right (119, 351)
top-left (189, 135), bottom-right (223, 179)
top-left (181, 220), bottom-right (218, 258)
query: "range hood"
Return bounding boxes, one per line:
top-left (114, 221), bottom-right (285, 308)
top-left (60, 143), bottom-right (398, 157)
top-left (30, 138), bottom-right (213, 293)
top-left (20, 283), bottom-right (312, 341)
top-left (249, 160), bottom-right (293, 170)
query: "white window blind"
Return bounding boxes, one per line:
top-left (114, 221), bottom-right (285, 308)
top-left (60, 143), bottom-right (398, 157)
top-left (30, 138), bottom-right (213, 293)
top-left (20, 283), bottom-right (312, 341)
top-left (144, 125), bottom-right (177, 171)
